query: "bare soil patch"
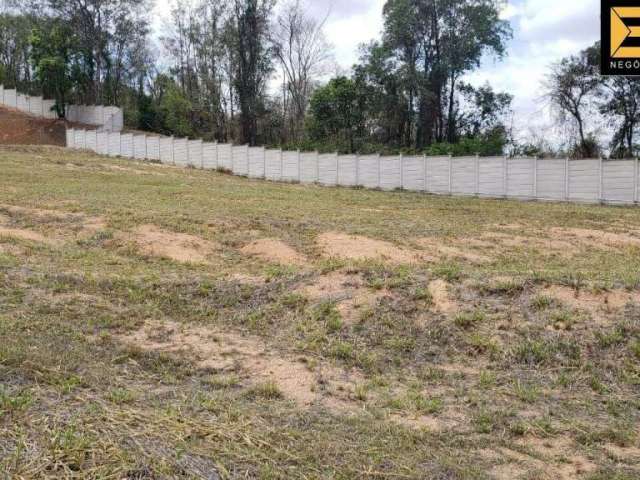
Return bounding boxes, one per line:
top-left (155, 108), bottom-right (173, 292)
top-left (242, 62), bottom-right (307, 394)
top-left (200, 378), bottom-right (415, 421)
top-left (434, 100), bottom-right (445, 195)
top-left (117, 320), bottom-right (362, 407)
top-left (0, 204), bottom-right (106, 239)
top-left (0, 226), bottom-right (55, 245)
top-left (428, 279), bottom-right (458, 315)
top-left (391, 412), bottom-right (461, 433)
top-left (101, 163), bottom-right (167, 177)
top-left (603, 443), bottom-right (640, 461)
top-left (486, 442), bottom-right (597, 480)
top-left (541, 285), bottom-right (640, 320)
top-left (297, 270), bottom-right (391, 324)
top-left (125, 225), bottom-right (218, 264)
top-left (0, 211), bottom-right (57, 245)
top-left (0, 107), bottom-right (68, 146)
top-left (549, 227), bottom-right (640, 249)
top-left (415, 237), bottom-right (491, 264)
top-left (228, 273), bottom-right (267, 285)
top-left (317, 232), bottom-right (424, 264)
top-left (481, 232), bottom-right (575, 254)
top-left (240, 238), bottom-right (307, 266)
top-left (515, 436), bottom-right (598, 479)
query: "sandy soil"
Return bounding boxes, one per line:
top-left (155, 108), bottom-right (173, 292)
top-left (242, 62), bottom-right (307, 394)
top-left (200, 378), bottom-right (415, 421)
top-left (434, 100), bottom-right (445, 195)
top-left (240, 238), bottom-right (308, 266)
top-left (297, 270), bottom-right (391, 324)
top-left (118, 320), bottom-right (363, 408)
top-left (317, 232), bottom-right (424, 264)
top-left (124, 225), bottom-right (218, 264)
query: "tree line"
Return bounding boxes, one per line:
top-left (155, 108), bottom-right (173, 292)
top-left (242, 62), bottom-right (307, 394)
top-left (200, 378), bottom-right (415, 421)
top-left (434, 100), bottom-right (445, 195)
top-left (543, 41), bottom-right (640, 159)
top-left (7, 0), bottom-right (606, 158)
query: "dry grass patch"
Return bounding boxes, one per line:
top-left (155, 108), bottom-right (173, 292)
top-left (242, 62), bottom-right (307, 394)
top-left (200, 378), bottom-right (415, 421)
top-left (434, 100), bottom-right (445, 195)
top-left (228, 273), bottom-right (267, 285)
top-left (549, 227), bottom-right (640, 249)
top-left (508, 437), bottom-right (598, 480)
top-left (117, 320), bottom-right (362, 408)
top-left (482, 231), bottom-right (576, 255)
top-left (604, 443), bottom-right (640, 461)
top-left (297, 270), bottom-right (392, 324)
top-left (391, 411), bottom-right (463, 433)
top-left (4, 147), bottom-right (640, 478)
top-left (240, 238), bottom-right (308, 266)
top-left (100, 163), bottom-right (167, 176)
top-left (0, 203), bottom-right (107, 240)
top-left (416, 237), bottom-right (491, 264)
top-left (540, 285), bottom-right (640, 321)
top-left (0, 225), bottom-right (56, 245)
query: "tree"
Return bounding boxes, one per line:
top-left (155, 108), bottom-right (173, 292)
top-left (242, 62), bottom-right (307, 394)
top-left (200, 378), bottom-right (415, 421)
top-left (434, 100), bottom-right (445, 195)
top-left (272, 0), bottom-right (333, 142)
top-left (0, 12), bottom-right (38, 91)
top-left (29, 20), bottom-right (78, 116)
top-left (545, 48), bottom-right (600, 158)
top-left (161, 0), bottom-right (231, 141)
top-left (353, 41), bottom-right (410, 148)
top-left (228, 0), bottom-right (275, 145)
top-left (582, 43), bottom-right (640, 158)
top-left (307, 76), bottom-right (366, 153)
top-left (379, 0), bottom-right (511, 148)
top-left (601, 78), bottom-right (640, 158)
top-left (23, 0), bottom-right (152, 105)
top-left (457, 82), bottom-right (512, 139)
top-left (156, 75), bottom-right (194, 137)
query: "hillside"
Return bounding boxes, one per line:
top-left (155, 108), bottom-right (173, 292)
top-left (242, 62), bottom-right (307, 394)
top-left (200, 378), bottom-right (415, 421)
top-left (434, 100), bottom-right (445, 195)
top-left (0, 107), bottom-right (95, 146)
top-left (1, 146), bottom-right (639, 479)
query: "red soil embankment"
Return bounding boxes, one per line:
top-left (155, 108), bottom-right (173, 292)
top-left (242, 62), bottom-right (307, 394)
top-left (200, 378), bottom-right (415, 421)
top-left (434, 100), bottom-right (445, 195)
top-left (0, 107), bottom-right (96, 147)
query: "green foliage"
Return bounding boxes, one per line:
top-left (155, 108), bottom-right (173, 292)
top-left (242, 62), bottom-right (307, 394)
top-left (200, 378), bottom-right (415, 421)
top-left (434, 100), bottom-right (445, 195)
top-left (29, 20), bottom-right (78, 117)
top-left (157, 78), bottom-right (194, 138)
top-left (424, 132), bottom-right (508, 157)
top-left (0, 13), bottom-right (39, 90)
top-left (307, 76), bottom-right (367, 153)
top-left (302, 0), bottom-right (512, 154)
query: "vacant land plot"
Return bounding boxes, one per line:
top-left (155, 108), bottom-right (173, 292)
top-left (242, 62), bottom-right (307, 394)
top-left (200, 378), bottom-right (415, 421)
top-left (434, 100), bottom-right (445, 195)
top-left (1, 145), bottom-right (639, 479)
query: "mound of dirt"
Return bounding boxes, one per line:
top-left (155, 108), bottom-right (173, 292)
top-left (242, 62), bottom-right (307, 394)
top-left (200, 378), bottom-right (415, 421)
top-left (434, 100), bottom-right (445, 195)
top-left (126, 225), bottom-right (218, 264)
top-left (317, 232), bottom-right (423, 264)
top-left (0, 107), bottom-right (71, 146)
top-left (240, 238), bottom-right (308, 266)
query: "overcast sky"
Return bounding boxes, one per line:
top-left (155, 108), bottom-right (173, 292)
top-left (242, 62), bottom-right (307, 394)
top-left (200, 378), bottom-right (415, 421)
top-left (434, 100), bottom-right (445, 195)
top-left (153, 0), bottom-right (601, 138)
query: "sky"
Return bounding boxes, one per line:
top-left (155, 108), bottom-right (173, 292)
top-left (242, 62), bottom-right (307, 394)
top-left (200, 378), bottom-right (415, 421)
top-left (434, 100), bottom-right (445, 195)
top-left (153, 0), bottom-right (602, 139)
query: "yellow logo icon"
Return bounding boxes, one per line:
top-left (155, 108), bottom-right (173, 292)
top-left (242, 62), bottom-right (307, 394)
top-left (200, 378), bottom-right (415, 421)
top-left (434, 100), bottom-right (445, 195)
top-left (611, 7), bottom-right (640, 58)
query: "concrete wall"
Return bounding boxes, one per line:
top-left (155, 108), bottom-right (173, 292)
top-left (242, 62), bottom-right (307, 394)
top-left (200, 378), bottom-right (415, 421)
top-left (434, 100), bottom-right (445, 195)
top-left (65, 127), bottom-right (640, 206)
top-left (0, 83), bottom-right (123, 131)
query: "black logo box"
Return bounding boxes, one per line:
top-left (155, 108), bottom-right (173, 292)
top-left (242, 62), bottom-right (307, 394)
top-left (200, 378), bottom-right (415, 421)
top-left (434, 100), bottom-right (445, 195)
top-left (602, 0), bottom-right (640, 75)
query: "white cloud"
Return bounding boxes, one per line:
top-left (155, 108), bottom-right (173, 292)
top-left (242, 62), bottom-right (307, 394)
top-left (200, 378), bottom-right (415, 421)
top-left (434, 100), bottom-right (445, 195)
top-left (465, 0), bottom-right (601, 140)
top-left (323, 0), bottom-right (385, 69)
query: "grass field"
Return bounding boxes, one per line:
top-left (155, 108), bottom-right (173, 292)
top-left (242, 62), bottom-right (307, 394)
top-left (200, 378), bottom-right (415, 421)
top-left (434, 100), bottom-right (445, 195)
top-left (1, 145), bottom-right (639, 479)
